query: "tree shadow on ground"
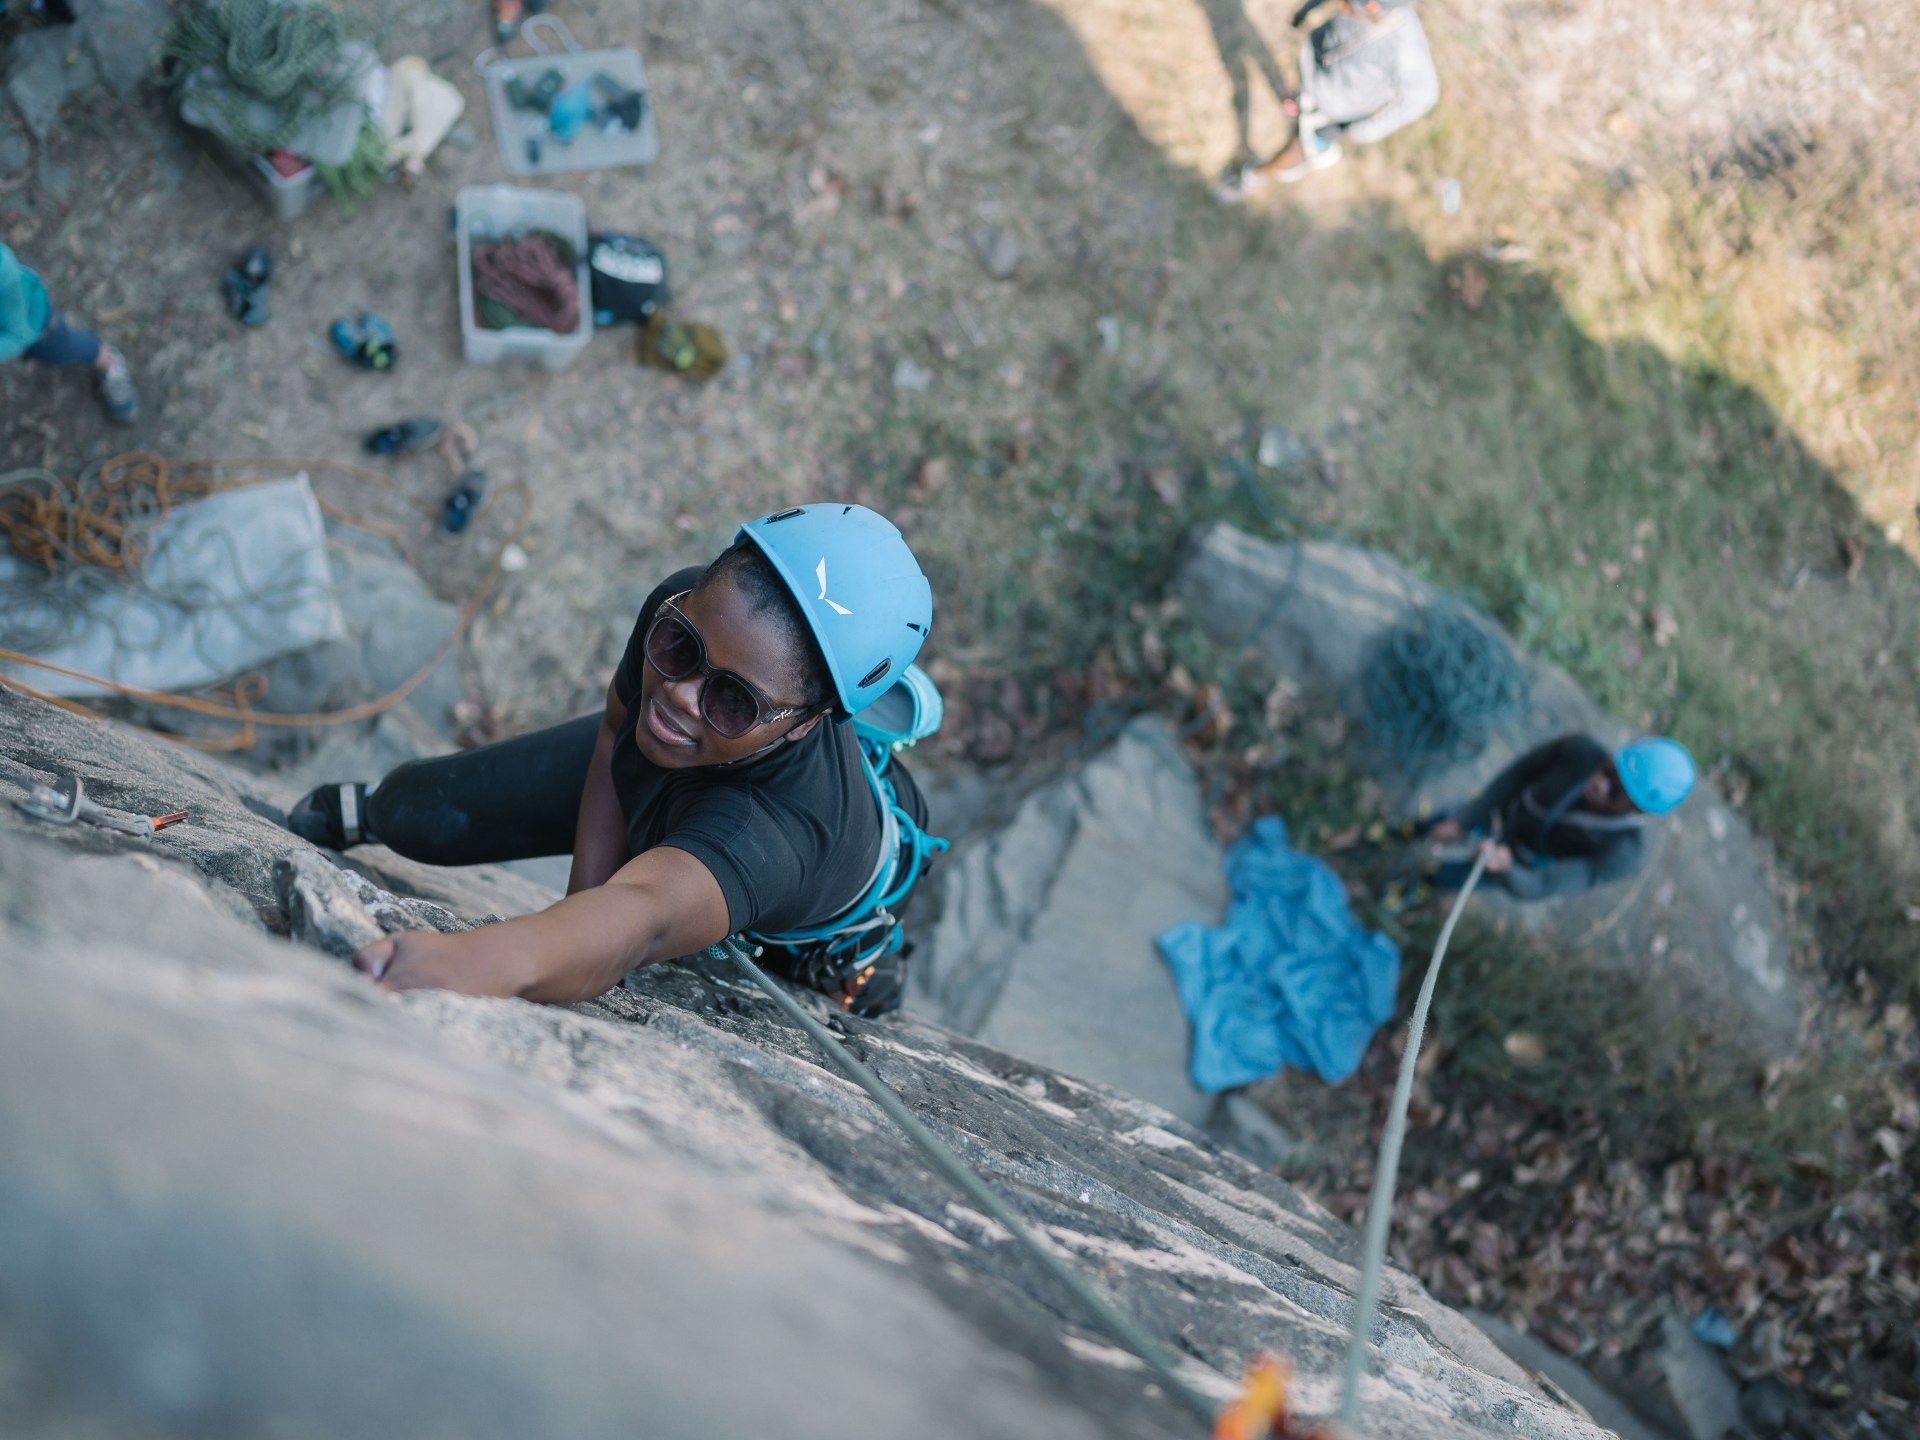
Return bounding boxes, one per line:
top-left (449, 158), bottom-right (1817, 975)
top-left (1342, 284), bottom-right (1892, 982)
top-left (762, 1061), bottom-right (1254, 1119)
top-left (877, 0), bottom-right (1920, 1010)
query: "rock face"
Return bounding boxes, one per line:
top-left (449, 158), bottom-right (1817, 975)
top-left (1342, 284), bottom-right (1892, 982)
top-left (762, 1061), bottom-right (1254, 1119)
top-left (3, 0), bottom-right (169, 162)
top-left (914, 716), bottom-right (1226, 1128)
top-left (0, 685), bottom-right (1610, 1440)
top-left (1171, 522), bottom-right (1800, 1057)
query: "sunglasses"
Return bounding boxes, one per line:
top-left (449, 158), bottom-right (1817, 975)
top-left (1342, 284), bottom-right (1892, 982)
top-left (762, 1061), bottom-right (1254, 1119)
top-left (642, 593), bottom-right (812, 739)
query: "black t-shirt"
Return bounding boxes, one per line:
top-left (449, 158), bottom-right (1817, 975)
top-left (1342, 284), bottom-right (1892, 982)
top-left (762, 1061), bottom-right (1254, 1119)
top-left (1456, 733), bottom-right (1645, 868)
top-left (609, 568), bottom-right (926, 934)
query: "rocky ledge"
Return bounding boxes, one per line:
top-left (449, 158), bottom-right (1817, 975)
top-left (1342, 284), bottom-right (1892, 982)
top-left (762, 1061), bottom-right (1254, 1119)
top-left (0, 686), bottom-right (1607, 1440)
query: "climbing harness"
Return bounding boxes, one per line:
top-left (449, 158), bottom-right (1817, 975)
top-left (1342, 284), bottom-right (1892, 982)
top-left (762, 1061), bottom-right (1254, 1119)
top-left (708, 934), bottom-right (1220, 1426)
top-left (1337, 848), bottom-right (1486, 1424)
top-left (746, 668), bottom-right (949, 1017)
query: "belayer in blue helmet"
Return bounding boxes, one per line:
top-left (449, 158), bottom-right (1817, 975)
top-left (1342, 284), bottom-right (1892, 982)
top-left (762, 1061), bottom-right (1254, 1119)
top-left (286, 503), bottom-right (945, 1016)
top-left (1423, 733), bottom-right (1696, 899)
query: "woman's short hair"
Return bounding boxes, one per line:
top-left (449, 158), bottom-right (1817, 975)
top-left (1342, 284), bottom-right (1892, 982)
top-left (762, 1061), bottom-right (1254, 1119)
top-left (697, 540), bottom-right (834, 709)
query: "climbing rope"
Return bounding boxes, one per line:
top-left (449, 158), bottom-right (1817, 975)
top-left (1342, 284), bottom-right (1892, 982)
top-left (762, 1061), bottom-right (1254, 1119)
top-left (0, 452), bottom-right (528, 752)
top-left (314, 117), bottom-right (389, 216)
top-left (1338, 848), bottom-right (1486, 1425)
top-left (709, 937), bottom-right (1221, 1428)
top-left (160, 0), bottom-right (357, 154)
top-left (1358, 600), bottom-right (1531, 782)
top-left (472, 233), bottom-right (580, 333)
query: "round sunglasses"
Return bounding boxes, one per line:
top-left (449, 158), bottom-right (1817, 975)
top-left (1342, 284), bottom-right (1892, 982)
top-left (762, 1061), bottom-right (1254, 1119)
top-left (642, 593), bottom-right (813, 739)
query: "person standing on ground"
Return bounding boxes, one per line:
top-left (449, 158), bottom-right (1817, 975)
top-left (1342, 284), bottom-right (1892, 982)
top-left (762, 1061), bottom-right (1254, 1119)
top-left (1423, 734), bottom-right (1696, 899)
top-left (287, 503), bottom-right (940, 1017)
top-left (0, 241), bottom-right (138, 423)
top-left (1217, 0), bottom-right (1439, 200)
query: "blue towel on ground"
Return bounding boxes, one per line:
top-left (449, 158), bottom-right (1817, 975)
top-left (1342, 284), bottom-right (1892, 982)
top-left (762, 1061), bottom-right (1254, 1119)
top-left (1156, 815), bottom-right (1400, 1093)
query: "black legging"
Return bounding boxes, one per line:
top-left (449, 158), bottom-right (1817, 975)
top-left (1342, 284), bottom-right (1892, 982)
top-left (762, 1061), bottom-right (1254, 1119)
top-left (366, 715), bottom-right (601, 866)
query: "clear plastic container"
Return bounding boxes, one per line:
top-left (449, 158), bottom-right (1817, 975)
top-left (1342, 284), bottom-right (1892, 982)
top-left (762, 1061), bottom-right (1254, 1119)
top-left (481, 46), bottom-right (658, 177)
top-left (454, 183), bottom-right (593, 371)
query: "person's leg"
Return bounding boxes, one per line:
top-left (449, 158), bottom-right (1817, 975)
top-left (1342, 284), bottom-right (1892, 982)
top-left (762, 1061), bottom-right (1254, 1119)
top-left (24, 307), bottom-right (138, 423)
top-left (22, 307), bottom-right (102, 367)
top-left (290, 714), bottom-right (603, 866)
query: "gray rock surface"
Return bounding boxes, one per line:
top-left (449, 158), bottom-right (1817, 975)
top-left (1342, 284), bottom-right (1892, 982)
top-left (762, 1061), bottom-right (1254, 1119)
top-left (0, 684), bottom-right (1611, 1440)
top-left (970, 225), bottom-right (1025, 280)
top-left (74, 0), bottom-right (172, 97)
top-left (913, 716), bottom-right (1224, 1128)
top-left (4, 26), bottom-right (97, 142)
top-left (1638, 1311), bottom-right (1744, 1440)
top-left (1466, 1310), bottom-right (1673, 1440)
top-left (247, 529), bottom-right (464, 742)
top-left (0, 124), bottom-right (29, 177)
top-left (1171, 523), bottom-right (1801, 1057)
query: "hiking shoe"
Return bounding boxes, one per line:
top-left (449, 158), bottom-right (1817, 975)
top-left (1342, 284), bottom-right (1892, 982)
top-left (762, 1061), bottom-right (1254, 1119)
top-left (363, 416), bottom-right (443, 455)
top-left (442, 467), bottom-right (489, 533)
top-left (222, 245), bottom-right (273, 326)
top-left (221, 267), bottom-right (270, 326)
top-left (240, 244), bottom-right (273, 287)
top-left (1213, 162), bottom-right (1264, 206)
top-left (96, 347), bottom-right (138, 424)
top-left (329, 313), bottom-right (398, 371)
top-left (1268, 131), bottom-right (1343, 184)
top-left (287, 782), bottom-right (376, 849)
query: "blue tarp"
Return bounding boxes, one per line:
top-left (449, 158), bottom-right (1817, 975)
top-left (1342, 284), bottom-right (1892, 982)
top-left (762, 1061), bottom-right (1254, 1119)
top-left (1156, 816), bottom-right (1400, 1093)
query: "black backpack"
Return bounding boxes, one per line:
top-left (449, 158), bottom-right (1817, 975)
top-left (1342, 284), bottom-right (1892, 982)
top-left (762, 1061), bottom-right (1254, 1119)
top-left (587, 233), bottom-right (668, 326)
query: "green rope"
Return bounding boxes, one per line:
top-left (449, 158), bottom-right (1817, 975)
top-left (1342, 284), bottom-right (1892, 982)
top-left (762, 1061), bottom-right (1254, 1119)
top-left (315, 118), bottom-right (387, 217)
top-left (1360, 600), bottom-right (1531, 781)
top-left (160, 0), bottom-right (355, 154)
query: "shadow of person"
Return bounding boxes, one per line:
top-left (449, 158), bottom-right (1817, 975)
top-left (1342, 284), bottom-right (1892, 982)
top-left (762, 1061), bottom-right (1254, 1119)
top-left (1192, 0), bottom-right (1297, 167)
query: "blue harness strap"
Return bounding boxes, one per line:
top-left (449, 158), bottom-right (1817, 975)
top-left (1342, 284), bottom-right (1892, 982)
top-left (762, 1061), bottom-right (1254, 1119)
top-left (741, 668), bottom-right (950, 1011)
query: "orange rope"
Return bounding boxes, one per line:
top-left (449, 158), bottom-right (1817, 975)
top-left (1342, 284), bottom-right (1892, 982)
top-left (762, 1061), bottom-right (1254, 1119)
top-left (0, 452), bottom-right (529, 752)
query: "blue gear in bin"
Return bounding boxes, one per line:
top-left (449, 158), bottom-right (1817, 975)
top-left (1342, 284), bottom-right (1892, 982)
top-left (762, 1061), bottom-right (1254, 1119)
top-left (588, 234), bottom-right (668, 327)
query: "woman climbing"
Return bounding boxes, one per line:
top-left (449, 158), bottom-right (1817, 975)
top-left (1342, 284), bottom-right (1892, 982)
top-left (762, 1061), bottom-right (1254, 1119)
top-left (286, 503), bottom-right (941, 1016)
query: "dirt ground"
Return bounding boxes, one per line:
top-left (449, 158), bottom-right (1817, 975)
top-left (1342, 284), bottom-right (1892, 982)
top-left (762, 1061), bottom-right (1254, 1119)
top-left (4, 0), bottom-right (1920, 1433)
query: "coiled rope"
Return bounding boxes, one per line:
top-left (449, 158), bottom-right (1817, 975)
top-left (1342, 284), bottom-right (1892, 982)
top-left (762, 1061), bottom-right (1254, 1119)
top-left (1359, 600), bottom-right (1531, 781)
top-left (0, 452), bottom-right (527, 752)
top-left (160, 0), bottom-right (356, 153)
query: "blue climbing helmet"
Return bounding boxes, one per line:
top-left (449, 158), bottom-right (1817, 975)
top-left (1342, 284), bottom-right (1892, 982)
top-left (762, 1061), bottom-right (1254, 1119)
top-left (738, 503), bottom-right (933, 718)
top-left (1615, 736), bottom-right (1696, 815)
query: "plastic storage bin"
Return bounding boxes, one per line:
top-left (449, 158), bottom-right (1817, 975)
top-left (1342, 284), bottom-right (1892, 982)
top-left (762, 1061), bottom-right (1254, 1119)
top-left (250, 155), bottom-right (323, 222)
top-left (481, 46), bottom-right (659, 177)
top-left (454, 184), bottom-right (593, 371)
top-left (201, 130), bottom-right (323, 221)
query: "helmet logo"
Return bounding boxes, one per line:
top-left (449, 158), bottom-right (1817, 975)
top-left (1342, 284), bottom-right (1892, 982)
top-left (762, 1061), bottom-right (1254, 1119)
top-left (815, 557), bottom-right (854, 616)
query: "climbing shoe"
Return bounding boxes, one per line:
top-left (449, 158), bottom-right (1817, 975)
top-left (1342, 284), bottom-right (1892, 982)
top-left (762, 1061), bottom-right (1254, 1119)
top-left (442, 468), bottom-right (489, 533)
top-left (221, 245), bottom-right (273, 326)
top-left (95, 347), bottom-right (138, 424)
top-left (287, 783), bottom-right (376, 849)
top-left (1213, 162), bottom-right (1260, 206)
top-left (1270, 130), bottom-right (1342, 184)
top-left (363, 416), bottom-right (443, 455)
top-left (329, 313), bottom-right (397, 371)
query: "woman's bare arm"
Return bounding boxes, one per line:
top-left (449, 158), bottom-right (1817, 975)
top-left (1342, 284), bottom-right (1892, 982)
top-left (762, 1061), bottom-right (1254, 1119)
top-left (354, 845), bottom-right (732, 1003)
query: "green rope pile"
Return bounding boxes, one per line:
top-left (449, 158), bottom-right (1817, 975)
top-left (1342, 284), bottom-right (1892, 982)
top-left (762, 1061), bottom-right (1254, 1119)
top-left (315, 118), bottom-right (386, 216)
top-left (159, 0), bottom-right (356, 154)
top-left (1359, 599), bottom-right (1532, 780)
